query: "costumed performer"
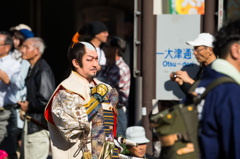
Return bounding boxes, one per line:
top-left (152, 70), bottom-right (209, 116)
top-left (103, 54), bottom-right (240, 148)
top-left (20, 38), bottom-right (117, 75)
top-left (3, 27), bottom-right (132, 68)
top-left (45, 31), bottom-right (121, 159)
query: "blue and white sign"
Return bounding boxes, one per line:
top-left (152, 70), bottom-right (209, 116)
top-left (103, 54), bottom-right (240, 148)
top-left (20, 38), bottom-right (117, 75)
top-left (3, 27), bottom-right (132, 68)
top-left (156, 15), bottom-right (201, 100)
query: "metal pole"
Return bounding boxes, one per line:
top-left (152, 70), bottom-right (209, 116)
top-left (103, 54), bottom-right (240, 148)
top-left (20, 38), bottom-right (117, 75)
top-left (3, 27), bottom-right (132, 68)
top-left (203, 0), bottom-right (216, 34)
top-left (133, 0), bottom-right (141, 78)
top-left (142, 0), bottom-right (156, 154)
top-left (133, 0), bottom-right (143, 126)
top-left (134, 77), bottom-right (142, 125)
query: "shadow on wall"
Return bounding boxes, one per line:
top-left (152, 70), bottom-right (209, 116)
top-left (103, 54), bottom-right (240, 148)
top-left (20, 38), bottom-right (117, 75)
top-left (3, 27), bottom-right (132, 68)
top-left (164, 63), bottom-right (200, 99)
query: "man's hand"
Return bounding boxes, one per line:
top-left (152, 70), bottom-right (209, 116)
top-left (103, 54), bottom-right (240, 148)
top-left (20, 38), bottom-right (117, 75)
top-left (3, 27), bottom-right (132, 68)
top-left (17, 100), bottom-right (29, 112)
top-left (170, 72), bottom-right (183, 85)
top-left (175, 70), bottom-right (194, 85)
top-left (170, 71), bottom-right (194, 85)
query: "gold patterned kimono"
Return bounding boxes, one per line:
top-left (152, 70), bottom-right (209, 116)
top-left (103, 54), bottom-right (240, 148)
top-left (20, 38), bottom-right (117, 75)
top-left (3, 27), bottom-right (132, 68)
top-left (45, 71), bottom-right (119, 159)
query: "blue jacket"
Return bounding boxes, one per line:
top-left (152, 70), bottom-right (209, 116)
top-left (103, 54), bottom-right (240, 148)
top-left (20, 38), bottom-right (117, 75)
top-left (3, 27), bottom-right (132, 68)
top-left (195, 63), bottom-right (240, 159)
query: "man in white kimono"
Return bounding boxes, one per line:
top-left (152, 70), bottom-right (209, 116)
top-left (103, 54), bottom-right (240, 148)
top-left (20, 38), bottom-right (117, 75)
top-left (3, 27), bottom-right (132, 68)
top-left (45, 33), bottom-right (120, 159)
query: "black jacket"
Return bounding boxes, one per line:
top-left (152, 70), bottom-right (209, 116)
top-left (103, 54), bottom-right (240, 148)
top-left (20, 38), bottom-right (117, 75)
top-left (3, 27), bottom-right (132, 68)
top-left (25, 58), bottom-right (55, 134)
top-left (179, 63), bottom-right (212, 95)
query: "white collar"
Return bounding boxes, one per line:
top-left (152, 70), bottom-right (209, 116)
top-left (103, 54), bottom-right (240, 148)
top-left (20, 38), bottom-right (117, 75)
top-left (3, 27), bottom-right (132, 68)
top-left (211, 59), bottom-right (240, 84)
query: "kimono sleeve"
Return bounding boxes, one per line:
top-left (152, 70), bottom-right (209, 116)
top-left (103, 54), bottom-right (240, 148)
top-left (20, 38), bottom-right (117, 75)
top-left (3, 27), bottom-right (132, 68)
top-left (51, 89), bottom-right (90, 143)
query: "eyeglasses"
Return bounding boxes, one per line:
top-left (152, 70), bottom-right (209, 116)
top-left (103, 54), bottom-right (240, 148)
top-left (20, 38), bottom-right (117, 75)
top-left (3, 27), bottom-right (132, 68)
top-left (192, 47), bottom-right (206, 53)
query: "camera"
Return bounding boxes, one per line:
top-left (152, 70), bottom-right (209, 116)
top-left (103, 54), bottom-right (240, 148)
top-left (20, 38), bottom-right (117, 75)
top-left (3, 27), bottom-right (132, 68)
top-left (172, 72), bottom-right (177, 80)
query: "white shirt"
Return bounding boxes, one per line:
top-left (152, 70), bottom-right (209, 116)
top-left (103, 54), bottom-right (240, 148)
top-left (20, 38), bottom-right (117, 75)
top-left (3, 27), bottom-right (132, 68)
top-left (11, 59), bottom-right (30, 128)
top-left (11, 59), bottom-right (30, 102)
top-left (96, 47), bottom-right (106, 65)
top-left (0, 55), bottom-right (21, 107)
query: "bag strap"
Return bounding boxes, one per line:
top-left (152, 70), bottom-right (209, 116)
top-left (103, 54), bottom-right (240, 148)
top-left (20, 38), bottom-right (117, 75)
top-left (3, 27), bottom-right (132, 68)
top-left (188, 80), bottom-right (201, 94)
top-left (197, 76), bottom-right (237, 104)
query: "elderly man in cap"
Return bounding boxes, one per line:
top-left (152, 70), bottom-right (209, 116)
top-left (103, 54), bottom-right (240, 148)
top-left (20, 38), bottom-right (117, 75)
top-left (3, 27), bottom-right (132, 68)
top-left (170, 33), bottom-right (216, 94)
top-left (120, 126), bottom-right (150, 159)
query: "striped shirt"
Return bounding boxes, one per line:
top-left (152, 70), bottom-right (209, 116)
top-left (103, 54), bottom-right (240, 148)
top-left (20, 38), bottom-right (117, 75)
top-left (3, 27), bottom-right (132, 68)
top-left (97, 57), bottom-right (131, 107)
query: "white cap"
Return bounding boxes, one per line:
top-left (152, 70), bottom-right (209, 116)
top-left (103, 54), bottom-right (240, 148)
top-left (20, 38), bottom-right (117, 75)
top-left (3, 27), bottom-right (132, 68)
top-left (186, 33), bottom-right (214, 47)
top-left (126, 126), bottom-right (150, 144)
top-left (9, 24), bottom-right (32, 31)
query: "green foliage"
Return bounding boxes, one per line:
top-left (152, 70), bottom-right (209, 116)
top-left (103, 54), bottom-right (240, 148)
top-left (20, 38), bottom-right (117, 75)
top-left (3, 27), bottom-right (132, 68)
top-left (121, 143), bottom-right (130, 155)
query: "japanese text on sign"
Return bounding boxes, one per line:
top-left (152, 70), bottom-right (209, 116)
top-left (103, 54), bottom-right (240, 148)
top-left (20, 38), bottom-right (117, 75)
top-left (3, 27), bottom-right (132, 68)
top-left (157, 48), bottom-right (195, 67)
